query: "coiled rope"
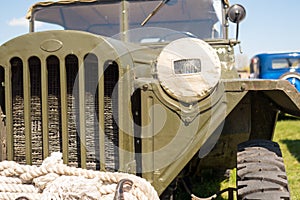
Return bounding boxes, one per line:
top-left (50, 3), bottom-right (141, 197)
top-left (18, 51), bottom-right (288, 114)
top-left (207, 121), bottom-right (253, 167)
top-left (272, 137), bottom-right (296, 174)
top-left (0, 152), bottom-right (160, 200)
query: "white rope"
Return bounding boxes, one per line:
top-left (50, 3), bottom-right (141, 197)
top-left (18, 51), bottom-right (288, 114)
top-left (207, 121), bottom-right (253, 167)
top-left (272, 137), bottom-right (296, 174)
top-left (0, 152), bottom-right (160, 200)
top-left (0, 176), bottom-right (22, 184)
top-left (0, 184), bottom-right (38, 193)
top-left (0, 192), bottom-right (43, 200)
top-left (33, 173), bottom-right (60, 191)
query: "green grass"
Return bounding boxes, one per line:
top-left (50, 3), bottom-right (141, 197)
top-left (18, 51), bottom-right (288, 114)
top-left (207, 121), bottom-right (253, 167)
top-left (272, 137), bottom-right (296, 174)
top-left (190, 118), bottom-right (300, 200)
top-left (273, 119), bottom-right (300, 199)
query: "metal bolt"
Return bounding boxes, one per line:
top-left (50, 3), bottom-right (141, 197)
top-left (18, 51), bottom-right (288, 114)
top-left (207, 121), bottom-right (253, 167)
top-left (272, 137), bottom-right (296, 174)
top-left (241, 83), bottom-right (246, 91)
top-left (142, 84), bottom-right (149, 91)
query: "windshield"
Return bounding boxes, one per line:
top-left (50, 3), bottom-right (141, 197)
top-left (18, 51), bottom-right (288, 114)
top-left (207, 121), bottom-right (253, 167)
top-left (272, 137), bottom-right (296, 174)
top-left (29, 0), bottom-right (223, 42)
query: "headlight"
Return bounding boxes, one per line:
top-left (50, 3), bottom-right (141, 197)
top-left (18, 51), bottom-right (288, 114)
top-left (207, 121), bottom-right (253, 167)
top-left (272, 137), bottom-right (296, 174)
top-left (156, 38), bottom-right (221, 103)
top-left (173, 58), bottom-right (201, 74)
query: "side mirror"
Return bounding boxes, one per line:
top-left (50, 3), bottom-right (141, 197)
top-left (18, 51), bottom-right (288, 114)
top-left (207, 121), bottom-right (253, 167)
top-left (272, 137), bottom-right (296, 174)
top-left (227, 4), bottom-right (246, 23)
top-left (227, 4), bottom-right (246, 41)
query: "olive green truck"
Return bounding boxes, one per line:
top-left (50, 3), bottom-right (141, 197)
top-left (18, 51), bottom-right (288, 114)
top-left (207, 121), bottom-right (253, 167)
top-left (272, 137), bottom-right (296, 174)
top-left (0, 0), bottom-right (299, 199)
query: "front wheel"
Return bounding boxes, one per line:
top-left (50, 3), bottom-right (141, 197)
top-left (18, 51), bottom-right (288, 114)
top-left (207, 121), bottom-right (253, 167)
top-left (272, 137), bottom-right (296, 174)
top-left (236, 140), bottom-right (290, 200)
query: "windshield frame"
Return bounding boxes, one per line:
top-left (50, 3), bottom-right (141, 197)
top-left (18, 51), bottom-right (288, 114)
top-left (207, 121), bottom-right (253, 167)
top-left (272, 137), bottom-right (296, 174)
top-left (27, 0), bottom-right (226, 42)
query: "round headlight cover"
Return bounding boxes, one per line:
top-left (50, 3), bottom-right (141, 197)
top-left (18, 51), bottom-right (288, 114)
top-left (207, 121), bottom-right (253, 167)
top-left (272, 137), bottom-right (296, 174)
top-left (156, 38), bottom-right (221, 103)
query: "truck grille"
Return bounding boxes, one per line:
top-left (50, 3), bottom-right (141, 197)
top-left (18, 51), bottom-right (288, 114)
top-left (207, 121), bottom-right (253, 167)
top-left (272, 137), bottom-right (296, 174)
top-left (5, 53), bottom-right (119, 171)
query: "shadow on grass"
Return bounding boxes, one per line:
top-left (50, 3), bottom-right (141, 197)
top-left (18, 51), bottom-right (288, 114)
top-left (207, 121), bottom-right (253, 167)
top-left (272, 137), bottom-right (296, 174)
top-left (278, 114), bottom-right (300, 121)
top-left (281, 139), bottom-right (300, 163)
top-left (175, 170), bottom-right (229, 200)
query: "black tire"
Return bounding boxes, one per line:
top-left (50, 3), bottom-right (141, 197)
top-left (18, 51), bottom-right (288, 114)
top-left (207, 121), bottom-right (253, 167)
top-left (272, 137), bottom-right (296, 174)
top-left (237, 140), bottom-right (290, 200)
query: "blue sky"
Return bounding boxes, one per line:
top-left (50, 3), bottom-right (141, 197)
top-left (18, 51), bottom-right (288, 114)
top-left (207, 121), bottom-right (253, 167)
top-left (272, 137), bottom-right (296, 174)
top-left (230, 0), bottom-right (300, 57)
top-left (1, 0), bottom-right (300, 58)
top-left (0, 1), bottom-right (39, 44)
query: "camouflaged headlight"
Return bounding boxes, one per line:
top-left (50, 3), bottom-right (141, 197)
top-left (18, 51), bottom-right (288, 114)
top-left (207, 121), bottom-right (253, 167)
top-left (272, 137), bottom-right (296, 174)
top-left (156, 38), bottom-right (221, 103)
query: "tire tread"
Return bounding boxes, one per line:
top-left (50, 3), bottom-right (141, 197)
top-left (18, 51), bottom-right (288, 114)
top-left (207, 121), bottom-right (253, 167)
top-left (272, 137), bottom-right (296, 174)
top-left (237, 139), bottom-right (290, 200)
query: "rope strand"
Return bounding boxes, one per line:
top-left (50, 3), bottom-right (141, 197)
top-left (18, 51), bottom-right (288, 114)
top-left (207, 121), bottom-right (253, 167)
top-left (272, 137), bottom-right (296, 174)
top-left (0, 152), bottom-right (160, 200)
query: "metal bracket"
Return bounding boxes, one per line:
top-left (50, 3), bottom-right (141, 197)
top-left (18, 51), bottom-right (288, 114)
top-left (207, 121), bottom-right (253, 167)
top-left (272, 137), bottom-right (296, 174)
top-left (191, 187), bottom-right (237, 200)
top-left (113, 179), bottom-right (133, 200)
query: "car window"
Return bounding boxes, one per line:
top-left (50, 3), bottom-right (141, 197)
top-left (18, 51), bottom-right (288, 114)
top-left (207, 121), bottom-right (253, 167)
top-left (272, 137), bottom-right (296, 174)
top-left (272, 58), bottom-right (300, 69)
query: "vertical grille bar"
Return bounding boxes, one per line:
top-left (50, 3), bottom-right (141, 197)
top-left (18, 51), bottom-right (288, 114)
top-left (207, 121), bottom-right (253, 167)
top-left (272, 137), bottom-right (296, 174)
top-left (5, 62), bottom-right (13, 160)
top-left (79, 57), bottom-right (87, 168)
top-left (23, 60), bottom-right (32, 165)
top-left (0, 66), bottom-right (6, 161)
top-left (41, 60), bottom-right (49, 159)
top-left (60, 58), bottom-right (69, 164)
top-left (98, 62), bottom-right (105, 171)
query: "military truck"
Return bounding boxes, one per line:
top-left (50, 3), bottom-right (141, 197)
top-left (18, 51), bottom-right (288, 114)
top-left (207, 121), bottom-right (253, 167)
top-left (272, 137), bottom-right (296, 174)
top-left (0, 0), bottom-right (299, 199)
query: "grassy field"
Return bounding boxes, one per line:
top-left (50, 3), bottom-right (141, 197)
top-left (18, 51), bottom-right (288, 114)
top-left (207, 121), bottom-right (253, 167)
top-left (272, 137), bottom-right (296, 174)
top-left (188, 118), bottom-right (300, 199)
top-left (273, 118), bottom-right (300, 199)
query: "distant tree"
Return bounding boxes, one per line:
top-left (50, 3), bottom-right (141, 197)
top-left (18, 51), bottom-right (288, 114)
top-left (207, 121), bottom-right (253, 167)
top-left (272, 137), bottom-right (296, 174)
top-left (235, 53), bottom-right (249, 71)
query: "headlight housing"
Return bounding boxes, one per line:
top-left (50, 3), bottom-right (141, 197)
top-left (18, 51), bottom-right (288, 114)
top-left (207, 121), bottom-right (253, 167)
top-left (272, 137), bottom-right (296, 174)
top-left (156, 38), bottom-right (221, 103)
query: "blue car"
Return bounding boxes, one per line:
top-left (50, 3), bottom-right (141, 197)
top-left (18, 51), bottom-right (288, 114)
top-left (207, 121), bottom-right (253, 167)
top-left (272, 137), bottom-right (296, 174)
top-left (250, 52), bottom-right (300, 92)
